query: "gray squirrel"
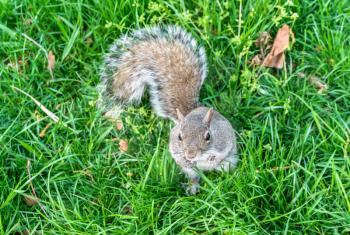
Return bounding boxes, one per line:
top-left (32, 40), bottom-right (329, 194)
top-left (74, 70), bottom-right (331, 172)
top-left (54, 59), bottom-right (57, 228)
top-left (97, 25), bottom-right (238, 194)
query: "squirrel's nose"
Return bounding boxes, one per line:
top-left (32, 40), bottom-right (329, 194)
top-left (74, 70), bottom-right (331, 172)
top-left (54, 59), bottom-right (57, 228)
top-left (185, 150), bottom-right (196, 160)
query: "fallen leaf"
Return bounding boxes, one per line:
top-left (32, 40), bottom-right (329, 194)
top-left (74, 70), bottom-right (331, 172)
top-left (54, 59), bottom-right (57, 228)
top-left (47, 51), bottom-right (55, 70)
top-left (24, 195), bottom-right (40, 206)
top-left (297, 72), bottom-right (328, 93)
top-left (263, 52), bottom-right (285, 69)
top-left (250, 55), bottom-right (263, 66)
top-left (26, 160), bottom-right (36, 196)
top-left (309, 75), bottom-right (328, 93)
top-left (270, 25), bottom-right (292, 55)
top-left (262, 24), bottom-right (294, 69)
top-left (116, 119), bottom-right (123, 130)
top-left (25, 158), bottom-right (49, 216)
top-left (255, 31), bottom-right (271, 47)
top-left (104, 110), bottom-right (124, 130)
top-left (255, 31), bottom-right (272, 59)
top-left (39, 123), bottom-right (52, 138)
top-left (119, 139), bottom-right (128, 152)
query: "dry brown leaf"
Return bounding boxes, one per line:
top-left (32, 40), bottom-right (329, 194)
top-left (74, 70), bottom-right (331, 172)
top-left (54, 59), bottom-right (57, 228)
top-left (255, 31), bottom-right (272, 59)
top-left (255, 31), bottom-right (271, 47)
top-left (25, 160), bottom-right (49, 217)
top-left (24, 195), bottom-right (40, 206)
top-left (116, 119), bottom-right (123, 130)
top-left (104, 111), bottom-right (123, 130)
top-left (39, 122), bottom-right (52, 138)
top-left (297, 72), bottom-right (328, 92)
top-left (262, 24), bottom-right (294, 69)
top-left (270, 25), bottom-right (292, 55)
top-left (119, 139), bottom-right (128, 152)
top-left (26, 160), bottom-right (36, 196)
top-left (47, 51), bottom-right (55, 70)
top-left (309, 75), bottom-right (328, 92)
top-left (47, 50), bottom-right (55, 79)
top-left (263, 53), bottom-right (285, 69)
top-left (250, 55), bottom-right (263, 66)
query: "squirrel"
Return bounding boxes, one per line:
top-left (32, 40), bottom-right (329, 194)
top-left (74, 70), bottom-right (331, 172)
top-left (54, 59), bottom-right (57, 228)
top-left (97, 25), bottom-right (238, 194)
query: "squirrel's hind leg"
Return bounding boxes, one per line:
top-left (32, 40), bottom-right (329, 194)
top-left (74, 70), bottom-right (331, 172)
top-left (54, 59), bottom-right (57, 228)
top-left (96, 67), bottom-right (149, 118)
top-left (110, 65), bottom-right (153, 106)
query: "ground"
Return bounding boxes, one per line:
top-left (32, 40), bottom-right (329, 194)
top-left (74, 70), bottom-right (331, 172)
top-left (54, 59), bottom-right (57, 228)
top-left (1, 0), bottom-right (350, 234)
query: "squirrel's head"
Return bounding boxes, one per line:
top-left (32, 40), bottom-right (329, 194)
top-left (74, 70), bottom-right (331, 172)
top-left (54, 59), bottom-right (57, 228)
top-left (174, 108), bottom-right (214, 161)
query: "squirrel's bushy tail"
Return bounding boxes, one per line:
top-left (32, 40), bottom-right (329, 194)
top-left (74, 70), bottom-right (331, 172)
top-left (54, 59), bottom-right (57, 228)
top-left (96, 25), bottom-right (207, 118)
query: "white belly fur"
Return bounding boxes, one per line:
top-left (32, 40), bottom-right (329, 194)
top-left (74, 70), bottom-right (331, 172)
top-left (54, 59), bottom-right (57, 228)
top-left (195, 153), bottom-right (237, 172)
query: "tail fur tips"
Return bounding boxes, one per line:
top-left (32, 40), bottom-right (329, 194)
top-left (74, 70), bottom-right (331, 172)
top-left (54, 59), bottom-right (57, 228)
top-left (96, 25), bottom-right (207, 119)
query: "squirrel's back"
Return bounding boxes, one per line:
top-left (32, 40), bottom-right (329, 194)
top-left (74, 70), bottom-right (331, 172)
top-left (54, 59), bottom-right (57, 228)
top-left (97, 25), bottom-right (207, 121)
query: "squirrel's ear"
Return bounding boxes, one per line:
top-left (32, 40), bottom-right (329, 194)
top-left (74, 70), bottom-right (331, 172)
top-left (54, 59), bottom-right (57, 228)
top-left (176, 108), bottom-right (185, 122)
top-left (203, 108), bottom-right (214, 125)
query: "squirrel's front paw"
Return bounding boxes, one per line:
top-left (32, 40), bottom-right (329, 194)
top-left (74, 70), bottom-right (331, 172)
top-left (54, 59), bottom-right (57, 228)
top-left (186, 183), bottom-right (200, 195)
top-left (181, 182), bottom-right (200, 195)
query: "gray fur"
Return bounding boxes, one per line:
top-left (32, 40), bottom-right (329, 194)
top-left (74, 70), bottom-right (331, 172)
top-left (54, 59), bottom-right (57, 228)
top-left (169, 107), bottom-right (238, 194)
top-left (97, 25), bottom-right (237, 195)
top-left (97, 25), bottom-right (207, 117)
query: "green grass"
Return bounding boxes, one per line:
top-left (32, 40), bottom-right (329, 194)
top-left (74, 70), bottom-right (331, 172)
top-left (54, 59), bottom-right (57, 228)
top-left (1, 0), bottom-right (350, 234)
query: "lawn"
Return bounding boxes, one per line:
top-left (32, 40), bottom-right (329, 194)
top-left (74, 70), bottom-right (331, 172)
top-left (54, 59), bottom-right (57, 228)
top-left (1, 0), bottom-right (350, 234)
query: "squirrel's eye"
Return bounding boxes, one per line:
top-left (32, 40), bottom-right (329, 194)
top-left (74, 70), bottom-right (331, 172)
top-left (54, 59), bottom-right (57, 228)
top-left (178, 133), bottom-right (183, 141)
top-left (204, 131), bottom-right (210, 141)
